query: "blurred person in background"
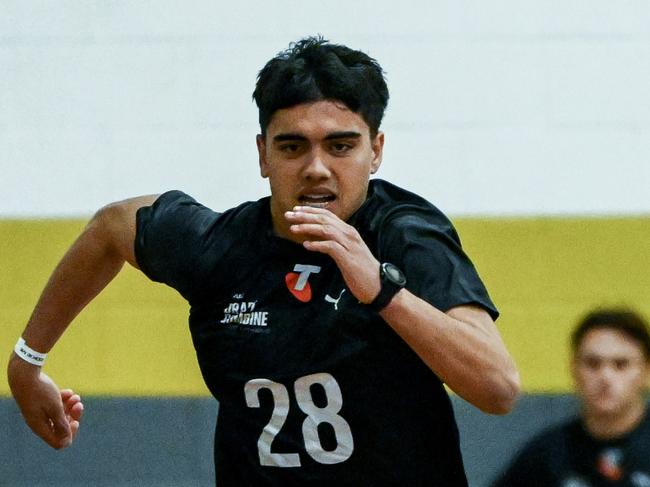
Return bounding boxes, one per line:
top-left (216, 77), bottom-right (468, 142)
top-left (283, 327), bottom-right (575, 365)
top-left (492, 308), bottom-right (650, 487)
top-left (7, 36), bottom-right (519, 486)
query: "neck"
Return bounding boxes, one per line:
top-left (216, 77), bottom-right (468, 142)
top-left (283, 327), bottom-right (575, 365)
top-left (583, 401), bottom-right (647, 440)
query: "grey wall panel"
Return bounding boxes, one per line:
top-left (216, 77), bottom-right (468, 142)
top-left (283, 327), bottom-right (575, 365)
top-left (1, 397), bottom-right (217, 486)
top-left (1, 394), bottom-right (584, 487)
top-left (455, 394), bottom-right (580, 486)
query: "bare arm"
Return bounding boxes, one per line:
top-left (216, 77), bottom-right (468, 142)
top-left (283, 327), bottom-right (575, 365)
top-left (7, 195), bottom-right (158, 448)
top-left (286, 206), bottom-right (520, 414)
top-left (379, 295), bottom-right (519, 414)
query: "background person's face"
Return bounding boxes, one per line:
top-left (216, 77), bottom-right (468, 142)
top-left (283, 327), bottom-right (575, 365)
top-left (572, 327), bottom-right (649, 418)
top-left (257, 100), bottom-right (383, 242)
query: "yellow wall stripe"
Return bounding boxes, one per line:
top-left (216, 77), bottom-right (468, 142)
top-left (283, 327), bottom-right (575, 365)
top-left (455, 216), bottom-right (650, 393)
top-left (2, 216), bottom-right (649, 396)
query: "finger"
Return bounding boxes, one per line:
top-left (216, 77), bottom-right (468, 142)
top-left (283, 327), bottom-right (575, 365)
top-left (63, 393), bottom-right (82, 409)
top-left (50, 412), bottom-right (72, 442)
top-left (302, 239), bottom-right (345, 258)
top-left (69, 419), bottom-right (80, 439)
top-left (46, 395), bottom-right (72, 434)
top-left (293, 227), bottom-right (352, 253)
top-left (285, 211), bottom-right (330, 226)
top-left (286, 207), bottom-right (342, 223)
top-left (63, 395), bottom-right (82, 418)
top-left (67, 401), bottom-right (84, 422)
top-left (60, 389), bottom-right (75, 401)
top-left (291, 205), bottom-right (332, 214)
top-left (290, 223), bottom-right (341, 240)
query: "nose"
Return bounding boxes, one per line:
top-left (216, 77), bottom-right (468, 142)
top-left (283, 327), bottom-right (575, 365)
top-left (597, 364), bottom-right (618, 384)
top-left (301, 149), bottom-right (331, 181)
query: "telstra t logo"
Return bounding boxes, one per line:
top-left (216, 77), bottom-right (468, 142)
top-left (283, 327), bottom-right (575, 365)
top-left (285, 264), bottom-right (321, 302)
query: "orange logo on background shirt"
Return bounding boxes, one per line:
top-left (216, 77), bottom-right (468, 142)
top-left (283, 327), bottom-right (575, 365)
top-left (285, 264), bottom-right (321, 302)
top-left (597, 449), bottom-right (623, 481)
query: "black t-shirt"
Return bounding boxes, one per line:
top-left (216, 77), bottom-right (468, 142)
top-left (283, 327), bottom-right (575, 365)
top-left (135, 179), bottom-right (498, 486)
top-left (491, 410), bottom-right (650, 487)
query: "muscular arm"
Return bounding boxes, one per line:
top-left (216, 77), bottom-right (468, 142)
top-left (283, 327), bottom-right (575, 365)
top-left (286, 206), bottom-right (520, 414)
top-left (380, 294), bottom-right (519, 414)
top-left (7, 195), bottom-right (158, 448)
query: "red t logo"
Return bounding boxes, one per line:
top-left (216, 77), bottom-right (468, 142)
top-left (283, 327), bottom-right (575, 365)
top-left (285, 264), bottom-right (321, 302)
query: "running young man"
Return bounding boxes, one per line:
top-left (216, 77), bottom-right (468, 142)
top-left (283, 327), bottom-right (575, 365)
top-left (8, 37), bottom-right (519, 486)
top-left (493, 308), bottom-right (650, 487)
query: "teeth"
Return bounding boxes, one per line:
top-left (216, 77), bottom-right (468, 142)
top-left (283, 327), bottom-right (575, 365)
top-left (299, 194), bottom-right (335, 208)
top-left (302, 194), bottom-right (335, 201)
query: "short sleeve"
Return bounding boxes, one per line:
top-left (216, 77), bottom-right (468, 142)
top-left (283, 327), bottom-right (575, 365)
top-left (135, 190), bottom-right (220, 297)
top-left (379, 209), bottom-right (498, 319)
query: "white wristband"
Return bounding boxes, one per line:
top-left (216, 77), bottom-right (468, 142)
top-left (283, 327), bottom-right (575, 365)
top-left (14, 337), bottom-right (47, 366)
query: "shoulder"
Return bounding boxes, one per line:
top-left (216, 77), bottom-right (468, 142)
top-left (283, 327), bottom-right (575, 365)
top-left (521, 419), bottom-right (576, 452)
top-left (512, 419), bottom-right (577, 464)
top-left (139, 190), bottom-right (267, 235)
top-left (493, 419), bottom-right (577, 486)
top-left (153, 189), bottom-right (198, 207)
top-left (356, 179), bottom-right (459, 242)
top-left (134, 192), bottom-right (268, 286)
top-left (146, 190), bottom-right (259, 218)
top-left (359, 180), bottom-right (500, 316)
top-left (362, 179), bottom-right (452, 223)
top-left (136, 190), bottom-right (214, 234)
top-left (631, 406), bottom-right (650, 440)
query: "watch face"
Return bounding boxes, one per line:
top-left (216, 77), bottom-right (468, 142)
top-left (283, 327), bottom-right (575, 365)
top-left (383, 263), bottom-right (406, 286)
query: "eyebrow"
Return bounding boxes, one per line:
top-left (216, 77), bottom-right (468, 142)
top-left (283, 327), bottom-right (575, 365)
top-left (325, 131), bottom-right (362, 140)
top-left (272, 131), bottom-right (362, 143)
top-left (579, 353), bottom-right (642, 362)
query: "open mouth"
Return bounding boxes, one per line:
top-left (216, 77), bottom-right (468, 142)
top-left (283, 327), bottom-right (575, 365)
top-left (298, 194), bottom-right (337, 207)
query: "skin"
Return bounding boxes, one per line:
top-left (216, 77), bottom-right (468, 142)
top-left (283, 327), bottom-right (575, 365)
top-left (7, 196), bottom-right (154, 448)
top-left (572, 327), bottom-right (650, 439)
top-left (259, 101), bottom-right (520, 412)
top-left (8, 99), bottom-right (519, 451)
top-left (256, 100), bottom-right (383, 244)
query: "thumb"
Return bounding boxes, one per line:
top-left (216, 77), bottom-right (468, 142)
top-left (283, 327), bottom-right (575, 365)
top-left (52, 415), bottom-right (71, 437)
top-left (46, 408), bottom-right (72, 448)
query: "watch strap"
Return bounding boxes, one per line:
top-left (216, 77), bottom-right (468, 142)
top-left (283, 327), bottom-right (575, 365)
top-left (368, 263), bottom-right (406, 312)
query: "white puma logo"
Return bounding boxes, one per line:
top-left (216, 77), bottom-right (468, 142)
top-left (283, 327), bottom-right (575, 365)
top-left (325, 289), bottom-right (346, 310)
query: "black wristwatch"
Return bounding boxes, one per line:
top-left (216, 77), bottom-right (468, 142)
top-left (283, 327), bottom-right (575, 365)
top-left (368, 262), bottom-right (406, 312)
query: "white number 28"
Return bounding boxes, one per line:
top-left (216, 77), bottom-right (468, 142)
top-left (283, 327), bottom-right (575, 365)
top-left (244, 372), bottom-right (354, 467)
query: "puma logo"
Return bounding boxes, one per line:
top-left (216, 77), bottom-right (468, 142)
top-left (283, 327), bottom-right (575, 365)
top-left (325, 289), bottom-right (346, 310)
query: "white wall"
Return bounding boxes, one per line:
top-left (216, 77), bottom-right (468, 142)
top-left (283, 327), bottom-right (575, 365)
top-left (2, 1), bottom-right (649, 217)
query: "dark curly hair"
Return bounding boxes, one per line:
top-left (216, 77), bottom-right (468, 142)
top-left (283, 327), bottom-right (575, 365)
top-left (253, 36), bottom-right (389, 138)
top-left (571, 308), bottom-right (650, 361)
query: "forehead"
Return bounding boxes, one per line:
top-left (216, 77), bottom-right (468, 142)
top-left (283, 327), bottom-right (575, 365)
top-left (576, 327), bottom-right (645, 361)
top-left (266, 100), bottom-right (370, 138)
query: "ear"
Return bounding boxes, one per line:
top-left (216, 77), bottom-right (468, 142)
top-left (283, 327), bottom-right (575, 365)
top-left (256, 134), bottom-right (269, 178)
top-left (369, 132), bottom-right (384, 175)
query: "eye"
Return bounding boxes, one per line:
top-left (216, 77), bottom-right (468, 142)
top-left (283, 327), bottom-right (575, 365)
top-left (614, 359), bottom-right (630, 370)
top-left (329, 141), bottom-right (354, 154)
top-left (276, 142), bottom-right (307, 158)
top-left (279, 143), bottom-right (301, 153)
top-left (582, 357), bottom-right (601, 370)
